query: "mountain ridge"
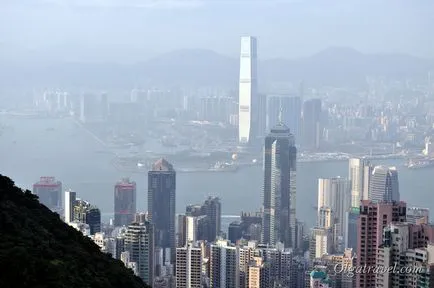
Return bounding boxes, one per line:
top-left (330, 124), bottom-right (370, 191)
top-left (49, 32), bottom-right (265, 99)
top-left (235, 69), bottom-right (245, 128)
top-left (0, 46), bottom-right (433, 90)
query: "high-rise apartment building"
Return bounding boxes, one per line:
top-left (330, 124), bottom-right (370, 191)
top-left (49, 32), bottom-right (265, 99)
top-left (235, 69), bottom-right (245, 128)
top-left (179, 216), bottom-right (197, 245)
top-left (356, 200), bottom-right (406, 287)
top-left (247, 257), bottom-right (264, 288)
top-left (376, 222), bottom-right (434, 287)
top-left (209, 240), bottom-right (240, 288)
top-left (317, 207), bottom-right (333, 229)
top-left (184, 197), bottom-right (222, 243)
top-left (221, 240), bottom-right (306, 288)
top-left (202, 197), bottom-right (221, 241)
top-left (124, 221), bottom-right (154, 285)
top-left (238, 242), bottom-right (257, 287)
top-left (114, 178), bottom-right (136, 227)
top-left (368, 166), bottom-right (400, 203)
top-left (309, 227), bottom-right (333, 260)
top-left (73, 199), bottom-right (101, 235)
top-left (348, 158), bottom-right (372, 208)
top-left (262, 115), bottom-right (297, 248)
top-left (33, 176), bottom-right (62, 210)
top-left (238, 36), bottom-right (258, 144)
top-left (148, 158), bottom-right (176, 264)
top-left (302, 99), bottom-right (322, 150)
top-left (343, 207), bottom-right (359, 253)
top-left (175, 244), bottom-right (202, 288)
top-left (319, 249), bottom-right (355, 288)
top-left (407, 206), bottom-right (430, 224)
top-left (64, 189), bottom-right (76, 224)
top-left (402, 245), bottom-right (434, 287)
top-left (317, 177), bottom-right (351, 247)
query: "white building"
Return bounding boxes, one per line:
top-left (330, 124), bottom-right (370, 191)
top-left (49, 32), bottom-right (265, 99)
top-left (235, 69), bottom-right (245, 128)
top-left (209, 240), bottom-right (240, 288)
top-left (121, 251), bottom-right (139, 276)
top-left (64, 190), bottom-right (76, 224)
top-left (69, 221), bottom-right (90, 236)
top-left (348, 158), bottom-right (372, 208)
top-left (407, 206), bottom-right (430, 224)
top-left (185, 216), bottom-right (197, 244)
top-left (317, 177), bottom-right (351, 248)
top-left (238, 36), bottom-right (257, 144)
top-left (176, 243), bottom-right (203, 288)
top-left (91, 232), bottom-right (116, 256)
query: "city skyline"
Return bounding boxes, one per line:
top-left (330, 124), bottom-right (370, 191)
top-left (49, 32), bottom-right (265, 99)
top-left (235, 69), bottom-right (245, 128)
top-left (5, 20), bottom-right (434, 287)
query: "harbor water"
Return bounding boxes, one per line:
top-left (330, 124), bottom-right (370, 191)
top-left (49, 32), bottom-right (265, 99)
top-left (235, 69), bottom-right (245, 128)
top-left (0, 117), bottom-right (433, 229)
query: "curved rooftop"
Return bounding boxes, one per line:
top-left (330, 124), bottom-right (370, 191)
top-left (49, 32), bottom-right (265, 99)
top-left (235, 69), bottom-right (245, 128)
top-left (270, 122), bottom-right (290, 134)
top-left (310, 270), bottom-right (327, 279)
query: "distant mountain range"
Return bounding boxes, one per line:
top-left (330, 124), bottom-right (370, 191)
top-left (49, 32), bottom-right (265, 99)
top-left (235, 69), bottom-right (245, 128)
top-left (0, 46), bottom-right (433, 91)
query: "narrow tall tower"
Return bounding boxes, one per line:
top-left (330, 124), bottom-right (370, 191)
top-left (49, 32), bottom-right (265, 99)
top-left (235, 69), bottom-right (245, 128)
top-left (238, 36), bottom-right (258, 144)
top-left (261, 120), bottom-right (297, 248)
top-left (64, 190), bottom-right (76, 224)
top-left (148, 158), bottom-right (176, 264)
top-left (348, 158), bottom-right (372, 208)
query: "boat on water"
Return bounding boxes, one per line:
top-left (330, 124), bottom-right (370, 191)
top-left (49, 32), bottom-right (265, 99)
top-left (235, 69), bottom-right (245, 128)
top-left (208, 161), bottom-right (238, 172)
top-left (407, 158), bottom-right (434, 169)
top-left (176, 162), bottom-right (239, 173)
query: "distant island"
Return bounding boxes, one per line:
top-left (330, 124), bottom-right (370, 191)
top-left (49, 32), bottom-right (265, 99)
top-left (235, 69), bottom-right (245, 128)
top-left (0, 174), bottom-right (151, 288)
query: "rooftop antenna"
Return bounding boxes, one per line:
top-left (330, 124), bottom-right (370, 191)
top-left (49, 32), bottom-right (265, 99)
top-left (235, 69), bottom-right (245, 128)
top-left (278, 99), bottom-right (283, 124)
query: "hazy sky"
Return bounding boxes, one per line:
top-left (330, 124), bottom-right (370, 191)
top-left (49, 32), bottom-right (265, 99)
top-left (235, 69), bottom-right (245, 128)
top-left (1, 0), bottom-right (434, 62)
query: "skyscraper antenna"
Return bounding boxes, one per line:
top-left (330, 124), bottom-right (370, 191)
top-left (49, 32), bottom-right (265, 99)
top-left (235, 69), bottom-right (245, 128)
top-left (278, 99), bottom-right (283, 124)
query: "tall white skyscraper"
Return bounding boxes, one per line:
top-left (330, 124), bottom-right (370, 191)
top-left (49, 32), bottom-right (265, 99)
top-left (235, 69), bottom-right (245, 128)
top-left (185, 216), bottom-right (197, 244)
top-left (238, 36), bottom-right (258, 144)
top-left (64, 190), bottom-right (76, 224)
top-left (348, 158), bottom-right (372, 208)
top-left (369, 166), bottom-right (400, 203)
top-left (317, 177), bottom-right (351, 223)
top-left (317, 177), bottom-right (351, 250)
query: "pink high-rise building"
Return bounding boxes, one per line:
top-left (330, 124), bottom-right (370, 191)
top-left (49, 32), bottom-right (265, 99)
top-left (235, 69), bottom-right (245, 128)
top-left (356, 200), bottom-right (407, 287)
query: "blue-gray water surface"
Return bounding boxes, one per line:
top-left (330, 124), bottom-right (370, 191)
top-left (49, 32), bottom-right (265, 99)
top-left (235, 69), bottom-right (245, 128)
top-left (0, 117), bottom-right (432, 229)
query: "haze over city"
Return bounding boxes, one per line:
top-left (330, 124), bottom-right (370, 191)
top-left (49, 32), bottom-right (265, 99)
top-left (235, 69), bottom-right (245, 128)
top-left (2, 1), bottom-right (434, 288)
top-left (2, 0), bottom-right (434, 62)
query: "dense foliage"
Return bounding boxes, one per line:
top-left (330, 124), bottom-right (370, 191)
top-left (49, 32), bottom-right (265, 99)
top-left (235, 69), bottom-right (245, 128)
top-left (0, 174), bottom-right (151, 288)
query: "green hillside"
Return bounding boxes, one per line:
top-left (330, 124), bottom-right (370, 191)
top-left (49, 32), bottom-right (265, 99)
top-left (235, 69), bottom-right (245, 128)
top-left (0, 174), bottom-right (151, 288)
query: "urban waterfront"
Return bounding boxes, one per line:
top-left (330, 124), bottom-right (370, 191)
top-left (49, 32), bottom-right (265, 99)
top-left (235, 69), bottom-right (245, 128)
top-left (0, 116), bottom-right (432, 228)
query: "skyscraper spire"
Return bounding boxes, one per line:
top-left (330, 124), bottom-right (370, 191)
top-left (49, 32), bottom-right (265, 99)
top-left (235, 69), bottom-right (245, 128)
top-left (278, 100), bottom-right (283, 124)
